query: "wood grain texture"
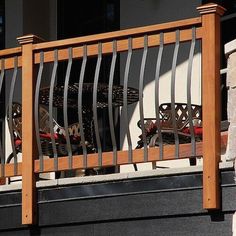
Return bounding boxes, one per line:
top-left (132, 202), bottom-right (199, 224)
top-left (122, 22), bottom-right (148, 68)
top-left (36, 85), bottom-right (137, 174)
top-left (1, 142), bottom-right (201, 176)
top-left (198, 4), bottom-right (225, 210)
top-left (34, 28), bottom-right (202, 64)
top-left (0, 56), bottom-right (22, 70)
top-left (0, 132), bottom-right (228, 178)
top-left (33, 17), bottom-right (201, 51)
top-left (0, 47), bottom-right (21, 57)
top-left (18, 35), bottom-right (39, 225)
top-left (0, 47), bottom-right (22, 71)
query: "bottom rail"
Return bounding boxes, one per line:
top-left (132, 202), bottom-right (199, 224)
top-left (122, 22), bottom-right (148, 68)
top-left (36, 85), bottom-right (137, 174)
top-left (0, 131), bottom-right (228, 177)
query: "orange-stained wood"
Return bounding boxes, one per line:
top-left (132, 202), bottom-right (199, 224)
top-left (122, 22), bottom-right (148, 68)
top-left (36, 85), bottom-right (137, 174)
top-left (0, 22), bottom-right (202, 70)
top-left (0, 18), bottom-right (202, 70)
top-left (198, 3), bottom-right (225, 210)
top-left (0, 144), bottom-right (199, 177)
top-left (0, 162), bottom-right (22, 177)
top-left (0, 47), bottom-right (22, 71)
top-left (34, 142), bottom-right (203, 173)
top-left (33, 17), bottom-right (202, 51)
top-left (0, 56), bottom-right (22, 71)
top-left (17, 35), bottom-right (42, 225)
top-left (0, 142), bottom-right (201, 177)
top-left (0, 47), bottom-right (21, 57)
top-left (0, 131), bottom-right (228, 177)
top-left (34, 28), bottom-right (203, 64)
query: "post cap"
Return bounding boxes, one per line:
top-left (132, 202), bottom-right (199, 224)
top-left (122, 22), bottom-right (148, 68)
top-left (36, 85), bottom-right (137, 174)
top-left (17, 34), bottom-right (44, 45)
top-left (197, 3), bottom-right (226, 16)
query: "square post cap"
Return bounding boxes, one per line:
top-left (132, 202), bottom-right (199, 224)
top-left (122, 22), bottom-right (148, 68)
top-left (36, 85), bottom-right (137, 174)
top-left (197, 3), bottom-right (226, 16)
top-left (17, 34), bottom-right (44, 45)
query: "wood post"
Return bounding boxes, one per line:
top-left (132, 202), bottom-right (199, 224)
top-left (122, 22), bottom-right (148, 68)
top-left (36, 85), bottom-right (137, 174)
top-left (17, 35), bottom-right (43, 225)
top-left (197, 4), bottom-right (225, 209)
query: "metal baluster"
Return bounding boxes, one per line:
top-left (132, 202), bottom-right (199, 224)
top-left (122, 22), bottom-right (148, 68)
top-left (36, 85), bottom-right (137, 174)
top-left (0, 59), bottom-right (4, 176)
top-left (49, 50), bottom-right (58, 170)
top-left (171, 30), bottom-right (180, 158)
top-left (93, 43), bottom-right (102, 166)
top-left (187, 27), bottom-right (196, 157)
top-left (35, 51), bottom-right (44, 171)
top-left (139, 35), bottom-right (148, 162)
top-left (78, 45), bottom-right (88, 168)
top-left (155, 32), bottom-right (164, 160)
top-left (123, 38), bottom-right (133, 163)
top-left (108, 40), bottom-right (117, 165)
top-left (63, 47), bottom-right (73, 169)
top-left (8, 57), bottom-right (18, 175)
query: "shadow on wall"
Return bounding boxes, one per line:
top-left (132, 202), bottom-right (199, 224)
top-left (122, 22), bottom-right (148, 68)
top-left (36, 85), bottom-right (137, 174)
top-left (119, 0), bottom-right (202, 150)
top-left (119, 40), bottom-right (201, 150)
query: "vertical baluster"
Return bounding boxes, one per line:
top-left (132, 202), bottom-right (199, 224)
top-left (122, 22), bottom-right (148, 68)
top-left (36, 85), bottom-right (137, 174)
top-left (93, 43), bottom-right (102, 166)
top-left (123, 38), bottom-right (133, 163)
top-left (8, 57), bottom-right (18, 175)
top-left (187, 27), bottom-right (196, 158)
top-left (63, 47), bottom-right (73, 169)
top-left (34, 51), bottom-right (44, 171)
top-left (49, 50), bottom-right (59, 171)
top-left (108, 40), bottom-right (117, 165)
top-left (171, 30), bottom-right (180, 158)
top-left (78, 45), bottom-right (88, 168)
top-left (0, 59), bottom-right (5, 176)
top-left (155, 32), bottom-right (164, 160)
top-left (139, 35), bottom-right (148, 162)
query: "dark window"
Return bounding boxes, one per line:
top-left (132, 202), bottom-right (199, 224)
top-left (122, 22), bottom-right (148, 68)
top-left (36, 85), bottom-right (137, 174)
top-left (57, 0), bottom-right (119, 39)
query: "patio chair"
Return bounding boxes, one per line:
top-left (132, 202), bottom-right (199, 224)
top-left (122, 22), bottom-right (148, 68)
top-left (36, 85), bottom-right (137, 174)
top-left (135, 103), bottom-right (202, 170)
top-left (6, 102), bottom-right (96, 175)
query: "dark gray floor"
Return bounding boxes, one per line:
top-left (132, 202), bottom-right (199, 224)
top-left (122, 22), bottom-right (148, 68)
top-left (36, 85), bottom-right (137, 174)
top-left (0, 169), bottom-right (235, 235)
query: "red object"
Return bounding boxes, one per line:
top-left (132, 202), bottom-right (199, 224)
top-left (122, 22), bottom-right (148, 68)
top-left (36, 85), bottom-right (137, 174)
top-left (182, 126), bottom-right (202, 135)
top-left (14, 133), bottom-right (59, 146)
top-left (15, 139), bottom-right (22, 146)
top-left (39, 133), bottom-right (59, 140)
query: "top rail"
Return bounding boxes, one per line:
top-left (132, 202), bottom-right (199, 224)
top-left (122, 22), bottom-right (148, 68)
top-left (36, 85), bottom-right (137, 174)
top-left (0, 47), bottom-right (22, 57)
top-left (0, 17), bottom-right (202, 70)
top-left (33, 17), bottom-right (202, 51)
top-left (0, 47), bottom-right (22, 71)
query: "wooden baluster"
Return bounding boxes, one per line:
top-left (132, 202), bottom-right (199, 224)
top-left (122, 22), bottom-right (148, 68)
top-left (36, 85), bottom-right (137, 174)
top-left (17, 34), bottom-right (43, 224)
top-left (197, 4), bottom-right (225, 209)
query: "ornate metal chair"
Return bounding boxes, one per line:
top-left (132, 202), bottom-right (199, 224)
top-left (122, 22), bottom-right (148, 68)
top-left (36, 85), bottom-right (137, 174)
top-left (135, 103), bottom-right (202, 169)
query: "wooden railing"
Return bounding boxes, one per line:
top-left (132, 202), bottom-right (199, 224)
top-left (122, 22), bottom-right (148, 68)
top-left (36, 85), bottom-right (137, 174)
top-left (0, 3), bottom-right (226, 225)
